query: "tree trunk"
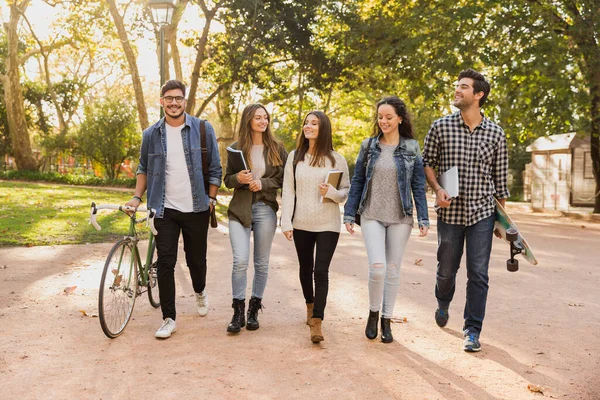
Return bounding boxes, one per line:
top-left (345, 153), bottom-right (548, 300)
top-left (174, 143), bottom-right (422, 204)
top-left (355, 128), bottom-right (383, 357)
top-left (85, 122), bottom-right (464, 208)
top-left (215, 85), bottom-right (236, 171)
top-left (3, 1), bottom-right (37, 171)
top-left (186, 1), bottom-right (217, 114)
top-left (169, 0), bottom-right (188, 81)
top-left (589, 67), bottom-right (600, 213)
top-left (107, 0), bottom-right (149, 130)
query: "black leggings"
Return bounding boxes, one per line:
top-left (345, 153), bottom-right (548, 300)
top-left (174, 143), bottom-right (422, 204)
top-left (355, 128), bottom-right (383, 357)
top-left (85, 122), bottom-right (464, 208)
top-left (293, 229), bottom-right (340, 320)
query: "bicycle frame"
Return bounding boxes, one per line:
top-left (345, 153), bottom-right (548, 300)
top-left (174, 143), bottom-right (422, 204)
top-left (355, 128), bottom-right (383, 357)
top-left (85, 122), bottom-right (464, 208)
top-left (90, 203), bottom-right (157, 291)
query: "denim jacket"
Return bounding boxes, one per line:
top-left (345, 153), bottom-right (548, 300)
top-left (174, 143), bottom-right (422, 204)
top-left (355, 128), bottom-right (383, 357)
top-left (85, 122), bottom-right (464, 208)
top-left (136, 114), bottom-right (222, 218)
top-left (343, 134), bottom-right (429, 228)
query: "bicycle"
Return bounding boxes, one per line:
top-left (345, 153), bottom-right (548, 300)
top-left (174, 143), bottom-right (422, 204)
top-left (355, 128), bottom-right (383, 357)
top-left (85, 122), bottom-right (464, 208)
top-left (89, 202), bottom-right (160, 338)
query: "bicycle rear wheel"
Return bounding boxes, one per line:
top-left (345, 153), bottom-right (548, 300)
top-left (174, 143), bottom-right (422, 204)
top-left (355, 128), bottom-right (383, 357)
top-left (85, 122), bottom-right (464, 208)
top-left (99, 239), bottom-right (138, 338)
top-left (147, 239), bottom-right (160, 308)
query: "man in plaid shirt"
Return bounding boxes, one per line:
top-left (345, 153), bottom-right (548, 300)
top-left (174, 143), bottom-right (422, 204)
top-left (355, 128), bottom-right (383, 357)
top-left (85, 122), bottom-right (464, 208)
top-left (422, 69), bottom-right (509, 352)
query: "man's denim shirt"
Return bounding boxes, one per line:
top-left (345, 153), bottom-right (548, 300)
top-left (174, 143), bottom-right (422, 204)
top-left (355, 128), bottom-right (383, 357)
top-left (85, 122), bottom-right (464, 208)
top-left (344, 134), bottom-right (430, 228)
top-left (136, 113), bottom-right (222, 218)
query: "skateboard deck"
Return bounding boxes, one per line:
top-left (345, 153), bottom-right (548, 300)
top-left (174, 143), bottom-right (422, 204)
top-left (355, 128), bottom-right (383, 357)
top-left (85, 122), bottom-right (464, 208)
top-left (494, 198), bottom-right (538, 265)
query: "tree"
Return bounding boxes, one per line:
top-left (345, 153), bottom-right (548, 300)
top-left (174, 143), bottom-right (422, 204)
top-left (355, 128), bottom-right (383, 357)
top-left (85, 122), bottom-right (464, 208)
top-left (1, 0), bottom-right (37, 170)
top-left (107, 0), bottom-right (149, 130)
top-left (76, 99), bottom-right (140, 180)
top-left (503, 1), bottom-right (600, 211)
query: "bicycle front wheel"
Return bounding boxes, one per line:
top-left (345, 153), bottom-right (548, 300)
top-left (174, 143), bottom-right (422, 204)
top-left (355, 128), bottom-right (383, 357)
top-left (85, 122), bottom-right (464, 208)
top-left (99, 239), bottom-right (138, 338)
top-left (147, 239), bottom-right (160, 308)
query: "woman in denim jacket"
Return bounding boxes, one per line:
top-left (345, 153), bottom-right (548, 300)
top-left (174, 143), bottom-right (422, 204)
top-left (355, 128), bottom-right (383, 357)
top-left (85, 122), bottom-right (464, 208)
top-left (224, 104), bottom-right (288, 334)
top-left (344, 96), bottom-right (429, 343)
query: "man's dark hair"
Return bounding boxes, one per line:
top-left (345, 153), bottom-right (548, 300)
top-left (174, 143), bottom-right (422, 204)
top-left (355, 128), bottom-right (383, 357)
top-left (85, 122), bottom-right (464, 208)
top-left (161, 80), bottom-right (186, 97)
top-left (458, 68), bottom-right (490, 107)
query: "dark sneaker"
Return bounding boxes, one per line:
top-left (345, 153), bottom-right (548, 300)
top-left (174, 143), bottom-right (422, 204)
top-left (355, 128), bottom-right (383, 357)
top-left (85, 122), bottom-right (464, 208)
top-left (463, 333), bottom-right (481, 352)
top-left (435, 308), bottom-right (449, 327)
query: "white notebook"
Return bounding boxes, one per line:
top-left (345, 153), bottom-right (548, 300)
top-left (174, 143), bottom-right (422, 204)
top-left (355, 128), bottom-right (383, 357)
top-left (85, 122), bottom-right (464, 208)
top-left (438, 166), bottom-right (459, 198)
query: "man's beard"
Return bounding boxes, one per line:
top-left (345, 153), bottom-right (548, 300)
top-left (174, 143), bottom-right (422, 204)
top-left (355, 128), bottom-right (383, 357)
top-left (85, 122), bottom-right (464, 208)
top-left (165, 107), bottom-right (184, 119)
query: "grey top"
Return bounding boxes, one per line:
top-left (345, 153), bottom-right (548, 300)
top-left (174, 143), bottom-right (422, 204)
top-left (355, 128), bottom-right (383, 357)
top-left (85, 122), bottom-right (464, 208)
top-left (361, 144), bottom-right (412, 225)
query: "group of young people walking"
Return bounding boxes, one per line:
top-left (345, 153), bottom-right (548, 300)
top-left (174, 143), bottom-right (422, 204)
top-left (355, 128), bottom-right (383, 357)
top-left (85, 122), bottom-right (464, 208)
top-left (128, 68), bottom-right (509, 353)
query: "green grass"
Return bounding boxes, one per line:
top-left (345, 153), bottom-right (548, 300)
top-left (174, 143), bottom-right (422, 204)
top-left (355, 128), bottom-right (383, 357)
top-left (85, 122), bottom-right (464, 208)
top-left (0, 180), bottom-right (228, 247)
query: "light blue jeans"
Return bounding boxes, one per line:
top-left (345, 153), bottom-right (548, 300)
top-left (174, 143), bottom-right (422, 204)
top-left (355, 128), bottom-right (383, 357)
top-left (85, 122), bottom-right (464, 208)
top-left (361, 217), bottom-right (412, 318)
top-left (229, 202), bottom-right (277, 300)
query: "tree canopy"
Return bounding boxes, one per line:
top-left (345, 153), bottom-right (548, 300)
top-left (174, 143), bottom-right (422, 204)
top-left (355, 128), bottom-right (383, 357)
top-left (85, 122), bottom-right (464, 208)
top-left (0, 0), bottom-right (599, 211)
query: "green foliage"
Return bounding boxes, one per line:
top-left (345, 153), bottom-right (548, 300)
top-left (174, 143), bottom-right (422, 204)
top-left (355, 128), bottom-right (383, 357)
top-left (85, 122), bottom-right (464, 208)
top-left (0, 181), bottom-right (140, 246)
top-left (0, 180), bottom-right (229, 247)
top-left (76, 99), bottom-right (140, 181)
top-left (0, 170), bottom-right (136, 187)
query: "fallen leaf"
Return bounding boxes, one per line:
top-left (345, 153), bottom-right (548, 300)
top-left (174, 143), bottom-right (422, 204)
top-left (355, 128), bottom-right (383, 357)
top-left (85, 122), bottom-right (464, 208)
top-left (390, 317), bottom-right (408, 323)
top-left (414, 258), bottom-right (424, 266)
top-left (114, 275), bottom-right (123, 286)
top-left (527, 384), bottom-right (544, 394)
top-left (64, 286), bottom-right (77, 295)
top-left (79, 309), bottom-right (88, 317)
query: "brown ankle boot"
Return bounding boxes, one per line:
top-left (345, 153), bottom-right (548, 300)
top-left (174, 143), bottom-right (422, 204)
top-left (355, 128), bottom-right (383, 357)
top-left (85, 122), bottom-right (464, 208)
top-left (306, 303), bottom-right (314, 325)
top-left (308, 317), bottom-right (324, 343)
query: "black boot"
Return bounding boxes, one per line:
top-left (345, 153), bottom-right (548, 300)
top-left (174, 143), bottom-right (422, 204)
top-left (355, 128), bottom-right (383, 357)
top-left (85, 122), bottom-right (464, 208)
top-left (381, 317), bottom-right (393, 343)
top-left (246, 296), bottom-right (263, 331)
top-left (227, 299), bottom-right (245, 333)
top-left (365, 310), bottom-right (379, 340)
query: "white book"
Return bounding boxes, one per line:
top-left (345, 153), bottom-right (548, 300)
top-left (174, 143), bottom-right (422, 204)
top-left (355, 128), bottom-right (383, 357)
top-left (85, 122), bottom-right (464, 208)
top-left (438, 166), bottom-right (459, 198)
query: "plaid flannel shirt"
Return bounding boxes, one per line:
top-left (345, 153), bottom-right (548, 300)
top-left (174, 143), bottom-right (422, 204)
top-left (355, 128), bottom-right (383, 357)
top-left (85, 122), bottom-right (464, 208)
top-left (422, 111), bottom-right (509, 226)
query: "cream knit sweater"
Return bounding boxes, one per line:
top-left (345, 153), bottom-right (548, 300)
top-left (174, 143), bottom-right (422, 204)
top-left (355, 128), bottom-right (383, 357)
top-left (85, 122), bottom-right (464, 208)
top-left (280, 150), bottom-right (350, 233)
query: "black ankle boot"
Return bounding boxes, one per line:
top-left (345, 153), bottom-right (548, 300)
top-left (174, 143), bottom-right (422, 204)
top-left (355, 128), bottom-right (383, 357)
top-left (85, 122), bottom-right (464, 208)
top-left (381, 317), bottom-right (393, 343)
top-left (227, 299), bottom-right (245, 333)
top-left (246, 296), bottom-right (263, 331)
top-left (365, 310), bottom-right (379, 340)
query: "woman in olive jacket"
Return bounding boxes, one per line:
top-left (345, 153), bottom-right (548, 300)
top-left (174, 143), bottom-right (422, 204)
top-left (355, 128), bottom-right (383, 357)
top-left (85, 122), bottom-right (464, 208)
top-left (223, 103), bottom-right (288, 334)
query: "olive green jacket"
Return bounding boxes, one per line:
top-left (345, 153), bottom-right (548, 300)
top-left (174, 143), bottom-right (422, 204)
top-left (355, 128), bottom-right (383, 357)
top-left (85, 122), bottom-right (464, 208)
top-left (224, 141), bottom-right (288, 227)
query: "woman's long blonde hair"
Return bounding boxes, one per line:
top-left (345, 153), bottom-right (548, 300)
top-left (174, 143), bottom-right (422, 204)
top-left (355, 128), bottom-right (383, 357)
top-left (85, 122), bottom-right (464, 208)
top-left (237, 104), bottom-right (284, 168)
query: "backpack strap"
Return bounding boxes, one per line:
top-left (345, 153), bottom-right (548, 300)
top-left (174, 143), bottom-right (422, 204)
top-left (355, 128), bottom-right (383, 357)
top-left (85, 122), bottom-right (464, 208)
top-left (199, 119), bottom-right (209, 194)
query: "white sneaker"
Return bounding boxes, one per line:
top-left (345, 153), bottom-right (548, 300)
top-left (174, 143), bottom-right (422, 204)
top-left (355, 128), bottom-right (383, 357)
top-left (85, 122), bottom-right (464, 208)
top-left (196, 290), bottom-right (209, 317)
top-left (155, 318), bottom-right (177, 339)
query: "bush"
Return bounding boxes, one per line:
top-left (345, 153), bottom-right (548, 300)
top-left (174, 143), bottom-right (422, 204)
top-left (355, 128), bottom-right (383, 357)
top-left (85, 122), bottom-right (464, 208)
top-left (0, 170), bottom-right (136, 188)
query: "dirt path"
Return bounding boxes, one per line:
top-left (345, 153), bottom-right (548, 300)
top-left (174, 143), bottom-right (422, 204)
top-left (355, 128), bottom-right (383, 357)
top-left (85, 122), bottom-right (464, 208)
top-left (1, 204), bottom-right (599, 399)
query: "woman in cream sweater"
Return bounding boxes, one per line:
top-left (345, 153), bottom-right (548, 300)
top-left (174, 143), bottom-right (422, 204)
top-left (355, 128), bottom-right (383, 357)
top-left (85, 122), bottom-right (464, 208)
top-left (280, 111), bottom-right (350, 343)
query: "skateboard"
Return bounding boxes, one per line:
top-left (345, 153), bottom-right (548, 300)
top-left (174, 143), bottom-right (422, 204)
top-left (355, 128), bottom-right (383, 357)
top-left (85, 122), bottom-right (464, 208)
top-left (494, 198), bottom-right (539, 271)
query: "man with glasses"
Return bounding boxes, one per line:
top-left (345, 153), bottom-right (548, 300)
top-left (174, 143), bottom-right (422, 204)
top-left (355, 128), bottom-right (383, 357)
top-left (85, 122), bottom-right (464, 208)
top-left (126, 79), bottom-right (222, 339)
top-left (422, 69), bottom-right (509, 352)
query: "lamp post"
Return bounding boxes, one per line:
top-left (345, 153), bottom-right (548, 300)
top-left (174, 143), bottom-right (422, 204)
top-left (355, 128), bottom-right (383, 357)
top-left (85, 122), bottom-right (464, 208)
top-left (149, 0), bottom-right (176, 111)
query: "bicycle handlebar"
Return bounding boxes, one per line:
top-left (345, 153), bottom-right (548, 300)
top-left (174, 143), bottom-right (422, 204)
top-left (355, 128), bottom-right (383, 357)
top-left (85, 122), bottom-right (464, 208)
top-left (89, 202), bottom-right (158, 235)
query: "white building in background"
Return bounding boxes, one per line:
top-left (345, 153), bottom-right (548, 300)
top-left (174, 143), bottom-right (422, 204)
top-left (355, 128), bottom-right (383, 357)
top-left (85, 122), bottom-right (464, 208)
top-left (525, 133), bottom-right (595, 210)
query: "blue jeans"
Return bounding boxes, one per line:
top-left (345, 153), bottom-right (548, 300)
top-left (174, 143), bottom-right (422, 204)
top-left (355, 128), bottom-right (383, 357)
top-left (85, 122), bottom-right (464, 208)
top-left (229, 202), bottom-right (277, 300)
top-left (361, 217), bottom-right (412, 319)
top-left (435, 215), bottom-right (495, 336)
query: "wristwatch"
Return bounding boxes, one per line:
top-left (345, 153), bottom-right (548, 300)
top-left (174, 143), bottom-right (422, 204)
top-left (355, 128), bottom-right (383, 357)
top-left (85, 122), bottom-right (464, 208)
top-left (209, 197), bottom-right (217, 207)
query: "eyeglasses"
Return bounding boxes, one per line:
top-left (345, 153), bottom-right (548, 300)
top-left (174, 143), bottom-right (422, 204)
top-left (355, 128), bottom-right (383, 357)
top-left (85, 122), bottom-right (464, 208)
top-left (162, 96), bottom-right (185, 104)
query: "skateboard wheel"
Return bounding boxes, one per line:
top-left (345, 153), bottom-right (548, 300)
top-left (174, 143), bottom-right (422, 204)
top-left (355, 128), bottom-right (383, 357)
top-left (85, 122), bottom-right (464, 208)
top-left (507, 259), bottom-right (519, 272)
top-left (506, 228), bottom-right (518, 242)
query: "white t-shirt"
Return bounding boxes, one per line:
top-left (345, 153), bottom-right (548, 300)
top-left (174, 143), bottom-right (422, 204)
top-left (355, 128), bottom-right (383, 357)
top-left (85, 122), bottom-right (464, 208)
top-left (164, 123), bottom-right (194, 212)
